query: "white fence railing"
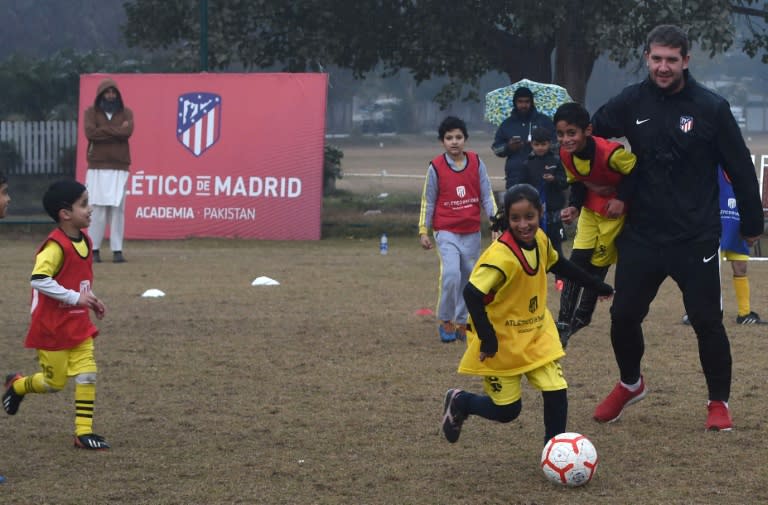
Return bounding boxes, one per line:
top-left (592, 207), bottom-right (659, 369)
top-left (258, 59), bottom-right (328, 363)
top-left (0, 120), bottom-right (78, 175)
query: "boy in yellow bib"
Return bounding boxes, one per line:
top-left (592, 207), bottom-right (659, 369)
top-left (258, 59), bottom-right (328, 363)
top-left (441, 184), bottom-right (613, 444)
top-left (555, 103), bottom-right (637, 347)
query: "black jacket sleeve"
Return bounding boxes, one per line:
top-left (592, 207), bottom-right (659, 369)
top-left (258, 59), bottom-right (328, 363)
top-left (616, 168), bottom-right (638, 204)
top-left (550, 257), bottom-right (613, 296)
top-left (591, 90), bottom-right (629, 140)
top-left (715, 101), bottom-right (764, 237)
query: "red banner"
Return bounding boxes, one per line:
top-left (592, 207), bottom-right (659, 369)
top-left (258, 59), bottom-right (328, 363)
top-left (76, 73), bottom-right (327, 240)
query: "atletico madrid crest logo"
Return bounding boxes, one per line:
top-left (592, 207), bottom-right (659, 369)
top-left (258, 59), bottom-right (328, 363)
top-left (529, 296), bottom-right (538, 313)
top-left (177, 92), bottom-right (222, 157)
top-left (679, 115), bottom-right (694, 133)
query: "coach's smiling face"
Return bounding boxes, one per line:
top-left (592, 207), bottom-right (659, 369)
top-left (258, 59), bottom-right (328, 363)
top-left (645, 43), bottom-right (689, 94)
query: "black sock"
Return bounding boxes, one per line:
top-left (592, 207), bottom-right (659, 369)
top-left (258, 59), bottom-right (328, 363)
top-left (543, 389), bottom-right (568, 443)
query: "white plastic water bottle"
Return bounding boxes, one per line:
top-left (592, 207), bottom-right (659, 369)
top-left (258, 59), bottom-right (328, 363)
top-left (379, 233), bottom-right (389, 255)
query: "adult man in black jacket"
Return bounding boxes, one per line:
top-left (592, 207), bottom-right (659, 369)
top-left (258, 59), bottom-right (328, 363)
top-left (589, 24), bottom-right (763, 431)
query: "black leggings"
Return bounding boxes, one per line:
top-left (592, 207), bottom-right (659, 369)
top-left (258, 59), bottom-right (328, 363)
top-left (457, 388), bottom-right (568, 443)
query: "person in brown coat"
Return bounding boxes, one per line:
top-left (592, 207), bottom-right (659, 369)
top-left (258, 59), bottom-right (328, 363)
top-left (84, 78), bottom-right (133, 263)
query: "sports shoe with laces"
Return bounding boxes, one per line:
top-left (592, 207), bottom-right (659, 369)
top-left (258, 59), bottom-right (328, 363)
top-left (441, 388), bottom-right (466, 443)
top-left (454, 324), bottom-right (467, 342)
top-left (593, 376), bottom-right (647, 423)
top-left (705, 401), bottom-right (733, 431)
top-left (2, 373), bottom-right (24, 415)
top-left (92, 249), bottom-right (101, 263)
top-left (74, 433), bottom-right (110, 450)
top-left (438, 321), bottom-right (456, 343)
top-left (735, 311), bottom-right (762, 325)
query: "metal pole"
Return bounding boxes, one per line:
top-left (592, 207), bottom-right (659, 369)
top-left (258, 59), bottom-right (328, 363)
top-left (200, 0), bottom-right (208, 71)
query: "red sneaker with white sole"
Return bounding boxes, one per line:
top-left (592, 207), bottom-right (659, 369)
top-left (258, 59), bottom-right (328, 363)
top-left (593, 376), bottom-right (647, 423)
top-left (705, 401), bottom-right (733, 431)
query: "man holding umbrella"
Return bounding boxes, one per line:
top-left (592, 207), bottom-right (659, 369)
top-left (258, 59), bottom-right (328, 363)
top-left (491, 87), bottom-right (556, 189)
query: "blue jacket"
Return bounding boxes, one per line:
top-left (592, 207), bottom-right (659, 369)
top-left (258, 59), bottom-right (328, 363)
top-left (492, 108), bottom-right (555, 189)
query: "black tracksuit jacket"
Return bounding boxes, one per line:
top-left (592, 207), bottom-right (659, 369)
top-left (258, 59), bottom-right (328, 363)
top-left (591, 72), bottom-right (763, 246)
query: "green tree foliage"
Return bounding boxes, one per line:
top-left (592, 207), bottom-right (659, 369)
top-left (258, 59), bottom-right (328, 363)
top-left (0, 52), bottom-right (78, 120)
top-left (122, 0), bottom-right (768, 104)
top-left (0, 50), bottom-right (175, 120)
top-left (0, 0), bottom-right (128, 59)
top-left (323, 144), bottom-right (343, 194)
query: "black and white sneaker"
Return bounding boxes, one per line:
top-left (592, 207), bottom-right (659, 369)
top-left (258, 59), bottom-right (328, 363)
top-left (441, 389), bottom-right (466, 443)
top-left (2, 373), bottom-right (24, 415)
top-left (736, 311), bottom-right (763, 324)
top-left (74, 433), bottom-right (110, 450)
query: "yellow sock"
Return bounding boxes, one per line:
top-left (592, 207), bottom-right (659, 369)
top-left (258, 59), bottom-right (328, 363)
top-left (12, 373), bottom-right (48, 395)
top-left (733, 276), bottom-right (750, 317)
top-left (75, 383), bottom-right (96, 436)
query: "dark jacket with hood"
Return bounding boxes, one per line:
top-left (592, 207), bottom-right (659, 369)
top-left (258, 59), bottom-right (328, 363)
top-left (492, 88), bottom-right (556, 189)
top-left (84, 78), bottom-right (133, 171)
top-left (521, 150), bottom-right (568, 213)
top-left (591, 71), bottom-right (763, 246)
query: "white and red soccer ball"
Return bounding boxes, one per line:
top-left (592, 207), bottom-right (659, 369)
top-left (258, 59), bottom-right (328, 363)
top-left (540, 432), bottom-right (599, 487)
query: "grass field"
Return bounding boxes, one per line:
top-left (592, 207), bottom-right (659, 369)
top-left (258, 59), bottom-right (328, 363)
top-left (1, 236), bottom-right (767, 504)
top-left (1, 134), bottom-right (768, 504)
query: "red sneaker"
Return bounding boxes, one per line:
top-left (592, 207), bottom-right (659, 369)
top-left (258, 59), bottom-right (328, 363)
top-left (705, 401), bottom-right (733, 431)
top-left (593, 376), bottom-right (646, 423)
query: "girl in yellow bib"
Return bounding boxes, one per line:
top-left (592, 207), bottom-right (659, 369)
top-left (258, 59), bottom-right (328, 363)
top-left (441, 184), bottom-right (613, 444)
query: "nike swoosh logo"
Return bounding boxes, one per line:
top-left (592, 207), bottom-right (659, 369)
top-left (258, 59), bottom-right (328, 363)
top-left (635, 118), bottom-right (651, 125)
top-left (703, 253), bottom-right (718, 263)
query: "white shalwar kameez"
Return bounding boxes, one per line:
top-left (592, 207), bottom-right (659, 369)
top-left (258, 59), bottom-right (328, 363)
top-left (85, 168), bottom-right (129, 252)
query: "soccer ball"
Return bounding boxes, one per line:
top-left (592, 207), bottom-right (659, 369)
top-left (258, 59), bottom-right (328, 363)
top-left (540, 432), bottom-right (598, 487)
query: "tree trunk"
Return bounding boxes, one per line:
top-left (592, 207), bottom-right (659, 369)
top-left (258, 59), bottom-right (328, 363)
top-left (552, 3), bottom-right (597, 104)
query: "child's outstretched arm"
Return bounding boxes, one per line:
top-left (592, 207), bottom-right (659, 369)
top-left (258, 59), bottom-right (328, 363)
top-left (549, 258), bottom-right (613, 297)
top-left (463, 282), bottom-right (498, 361)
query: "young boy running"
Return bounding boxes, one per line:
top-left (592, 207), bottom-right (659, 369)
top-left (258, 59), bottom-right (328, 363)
top-left (555, 102), bottom-right (637, 348)
top-left (2, 179), bottom-right (110, 450)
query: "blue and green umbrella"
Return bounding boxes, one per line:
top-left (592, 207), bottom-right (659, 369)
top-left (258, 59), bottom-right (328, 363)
top-left (485, 79), bottom-right (572, 126)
